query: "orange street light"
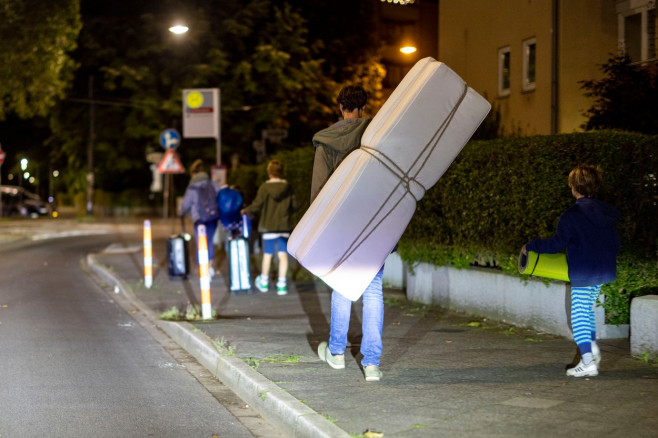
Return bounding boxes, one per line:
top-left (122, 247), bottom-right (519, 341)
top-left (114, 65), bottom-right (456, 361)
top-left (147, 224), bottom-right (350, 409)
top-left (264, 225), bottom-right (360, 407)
top-left (400, 46), bottom-right (417, 54)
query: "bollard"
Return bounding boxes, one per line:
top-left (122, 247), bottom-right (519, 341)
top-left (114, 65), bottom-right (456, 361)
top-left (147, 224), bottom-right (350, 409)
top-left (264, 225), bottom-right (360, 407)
top-left (197, 224), bottom-right (212, 320)
top-left (143, 220), bottom-right (153, 289)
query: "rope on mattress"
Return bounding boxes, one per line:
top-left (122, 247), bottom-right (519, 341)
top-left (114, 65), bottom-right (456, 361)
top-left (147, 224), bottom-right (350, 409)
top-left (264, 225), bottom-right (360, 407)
top-left (324, 83), bottom-right (470, 278)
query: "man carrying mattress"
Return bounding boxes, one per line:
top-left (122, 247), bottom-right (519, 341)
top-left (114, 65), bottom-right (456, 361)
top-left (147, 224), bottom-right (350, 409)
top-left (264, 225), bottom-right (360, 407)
top-left (311, 85), bottom-right (385, 382)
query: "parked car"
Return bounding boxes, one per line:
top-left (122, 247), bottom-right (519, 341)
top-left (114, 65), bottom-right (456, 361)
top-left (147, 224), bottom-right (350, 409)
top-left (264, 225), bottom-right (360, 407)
top-left (0, 186), bottom-right (49, 218)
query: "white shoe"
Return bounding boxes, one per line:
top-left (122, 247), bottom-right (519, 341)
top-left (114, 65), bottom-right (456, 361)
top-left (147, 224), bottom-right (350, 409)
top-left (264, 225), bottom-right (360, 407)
top-left (255, 275), bottom-right (269, 293)
top-left (276, 280), bottom-right (287, 296)
top-left (364, 365), bottom-right (383, 382)
top-left (566, 359), bottom-right (598, 377)
top-left (592, 342), bottom-right (602, 366)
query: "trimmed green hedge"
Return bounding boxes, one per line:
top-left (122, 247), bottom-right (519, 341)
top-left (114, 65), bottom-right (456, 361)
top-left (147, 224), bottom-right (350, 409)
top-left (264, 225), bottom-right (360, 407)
top-left (230, 131), bottom-right (658, 324)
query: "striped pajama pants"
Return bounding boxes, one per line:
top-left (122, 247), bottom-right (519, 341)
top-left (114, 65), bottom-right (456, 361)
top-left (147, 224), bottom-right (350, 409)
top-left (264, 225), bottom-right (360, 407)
top-left (571, 285), bottom-right (601, 350)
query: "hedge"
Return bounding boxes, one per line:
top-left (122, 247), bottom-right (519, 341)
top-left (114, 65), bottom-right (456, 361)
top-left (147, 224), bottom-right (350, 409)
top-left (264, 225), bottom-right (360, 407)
top-left (230, 131), bottom-right (658, 324)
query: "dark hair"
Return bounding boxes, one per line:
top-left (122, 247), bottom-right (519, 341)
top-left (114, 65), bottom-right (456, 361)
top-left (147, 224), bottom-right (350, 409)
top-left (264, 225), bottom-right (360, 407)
top-left (267, 159), bottom-right (283, 178)
top-left (337, 85), bottom-right (367, 112)
top-left (569, 164), bottom-right (603, 197)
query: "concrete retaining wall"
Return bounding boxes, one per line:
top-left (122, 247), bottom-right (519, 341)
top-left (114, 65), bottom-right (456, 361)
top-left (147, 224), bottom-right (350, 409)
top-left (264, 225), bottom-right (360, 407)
top-left (383, 253), bottom-right (631, 340)
top-left (631, 295), bottom-right (658, 360)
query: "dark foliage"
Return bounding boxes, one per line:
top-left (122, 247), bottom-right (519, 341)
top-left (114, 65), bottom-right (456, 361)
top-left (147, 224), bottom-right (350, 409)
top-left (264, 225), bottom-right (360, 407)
top-left (580, 54), bottom-right (658, 135)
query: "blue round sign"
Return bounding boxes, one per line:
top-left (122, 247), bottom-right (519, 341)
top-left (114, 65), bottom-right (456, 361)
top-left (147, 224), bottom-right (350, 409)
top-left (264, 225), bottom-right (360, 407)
top-left (160, 128), bottom-right (181, 149)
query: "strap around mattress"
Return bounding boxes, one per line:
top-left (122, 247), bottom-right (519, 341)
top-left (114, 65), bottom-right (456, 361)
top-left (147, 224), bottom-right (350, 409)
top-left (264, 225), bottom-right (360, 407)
top-left (323, 83), bottom-right (470, 278)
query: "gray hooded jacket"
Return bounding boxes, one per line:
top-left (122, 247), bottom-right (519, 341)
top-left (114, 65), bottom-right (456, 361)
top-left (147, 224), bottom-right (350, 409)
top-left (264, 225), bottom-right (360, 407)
top-left (310, 117), bottom-right (371, 202)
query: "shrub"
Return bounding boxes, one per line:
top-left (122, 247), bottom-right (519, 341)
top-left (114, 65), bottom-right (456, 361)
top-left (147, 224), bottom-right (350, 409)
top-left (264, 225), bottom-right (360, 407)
top-left (230, 131), bottom-right (658, 324)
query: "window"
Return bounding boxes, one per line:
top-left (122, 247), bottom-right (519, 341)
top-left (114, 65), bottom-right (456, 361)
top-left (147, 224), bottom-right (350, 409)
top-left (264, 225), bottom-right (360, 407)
top-left (617, 4), bottom-right (657, 63)
top-left (624, 12), bottom-right (643, 61)
top-left (498, 46), bottom-right (511, 97)
top-left (522, 37), bottom-right (536, 92)
top-left (649, 8), bottom-right (656, 60)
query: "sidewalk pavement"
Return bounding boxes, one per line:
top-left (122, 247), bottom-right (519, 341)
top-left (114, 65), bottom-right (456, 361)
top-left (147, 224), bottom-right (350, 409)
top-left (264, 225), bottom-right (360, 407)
top-left (11, 218), bottom-right (657, 437)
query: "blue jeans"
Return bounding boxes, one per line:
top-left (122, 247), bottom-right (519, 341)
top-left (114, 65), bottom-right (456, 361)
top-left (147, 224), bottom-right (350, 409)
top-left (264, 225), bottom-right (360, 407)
top-left (329, 266), bottom-right (384, 367)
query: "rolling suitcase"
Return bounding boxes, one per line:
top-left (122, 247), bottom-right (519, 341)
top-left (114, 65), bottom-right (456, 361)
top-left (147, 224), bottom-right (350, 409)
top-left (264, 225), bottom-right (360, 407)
top-left (167, 217), bottom-right (191, 280)
top-left (228, 236), bottom-right (251, 292)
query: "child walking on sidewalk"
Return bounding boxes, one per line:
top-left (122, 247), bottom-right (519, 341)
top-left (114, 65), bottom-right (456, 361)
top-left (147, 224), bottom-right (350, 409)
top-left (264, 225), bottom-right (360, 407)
top-left (522, 164), bottom-right (620, 377)
top-left (242, 159), bottom-right (298, 295)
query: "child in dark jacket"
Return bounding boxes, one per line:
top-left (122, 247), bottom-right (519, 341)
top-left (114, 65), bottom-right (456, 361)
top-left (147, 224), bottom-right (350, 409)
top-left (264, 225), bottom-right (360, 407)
top-left (522, 164), bottom-right (620, 377)
top-left (242, 160), bottom-right (298, 295)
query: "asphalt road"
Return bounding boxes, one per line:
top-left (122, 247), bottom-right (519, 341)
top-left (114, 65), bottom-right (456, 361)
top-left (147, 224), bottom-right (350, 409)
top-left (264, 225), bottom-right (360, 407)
top-left (0, 230), bottom-right (278, 437)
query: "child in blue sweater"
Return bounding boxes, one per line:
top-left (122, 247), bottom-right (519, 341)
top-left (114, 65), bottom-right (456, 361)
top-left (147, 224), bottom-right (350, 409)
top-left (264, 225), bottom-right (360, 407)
top-left (522, 164), bottom-right (620, 377)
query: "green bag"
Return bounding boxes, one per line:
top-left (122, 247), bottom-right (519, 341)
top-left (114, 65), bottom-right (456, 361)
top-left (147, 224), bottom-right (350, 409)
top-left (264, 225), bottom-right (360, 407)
top-left (518, 250), bottom-right (570, 282)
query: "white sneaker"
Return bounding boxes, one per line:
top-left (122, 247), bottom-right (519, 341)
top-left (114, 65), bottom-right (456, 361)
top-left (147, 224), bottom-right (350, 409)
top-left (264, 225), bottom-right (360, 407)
top-left (566, 359), bottom-right (598, 377)
top-left (255, 275), bottom-right (269, 293)
top-left (276, 280), bottom-right (287, 296)
top-left (592, 342), bottom-right (602, 366)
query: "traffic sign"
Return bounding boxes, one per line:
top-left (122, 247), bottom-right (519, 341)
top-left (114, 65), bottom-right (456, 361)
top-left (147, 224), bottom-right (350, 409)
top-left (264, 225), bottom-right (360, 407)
top-left (159, 128), bottom-right (181, 149)
top-left (157, 149), bottom-right (185, 174)
top-left (182, 88), bottom-right (219, 138)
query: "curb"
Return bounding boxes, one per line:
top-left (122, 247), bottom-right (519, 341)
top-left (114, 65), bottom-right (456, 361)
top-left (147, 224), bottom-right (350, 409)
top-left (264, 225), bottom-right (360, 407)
top-left (86, 253), bottom-right (350, 438)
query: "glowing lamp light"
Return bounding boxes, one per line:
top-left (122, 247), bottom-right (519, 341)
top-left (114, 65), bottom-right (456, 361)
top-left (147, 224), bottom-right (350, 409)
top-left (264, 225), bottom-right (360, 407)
top-left (169, 24), bottom-right (189, 35)
top-left (400, 46), bottom-right (417, 54)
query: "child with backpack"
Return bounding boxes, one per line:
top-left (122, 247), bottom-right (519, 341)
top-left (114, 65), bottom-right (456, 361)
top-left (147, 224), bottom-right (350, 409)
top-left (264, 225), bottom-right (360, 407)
top-left (181, 159), bottom-right (220, 278)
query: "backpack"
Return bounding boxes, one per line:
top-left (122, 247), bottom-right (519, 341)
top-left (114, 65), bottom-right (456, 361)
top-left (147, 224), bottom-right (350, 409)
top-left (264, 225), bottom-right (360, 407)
top-left (217, 187), bottom-right (243, 228)
top-left (195, 183), bottom-right (219, 222)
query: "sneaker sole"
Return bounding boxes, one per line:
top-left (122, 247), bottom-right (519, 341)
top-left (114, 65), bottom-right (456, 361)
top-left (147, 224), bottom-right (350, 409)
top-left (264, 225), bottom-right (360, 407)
top-left (566, 369), bottom-right (599, 377)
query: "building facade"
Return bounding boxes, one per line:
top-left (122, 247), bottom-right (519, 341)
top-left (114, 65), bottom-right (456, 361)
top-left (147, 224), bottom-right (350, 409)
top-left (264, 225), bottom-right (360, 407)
top-left (438, 0), bottom-right (656, 136)
top-left (374, 0), bottom-right (439, 90)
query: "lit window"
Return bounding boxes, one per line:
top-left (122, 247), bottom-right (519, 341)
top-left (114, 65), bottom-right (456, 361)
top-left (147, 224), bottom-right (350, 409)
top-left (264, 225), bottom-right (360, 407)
top-left (498, 46), bottom-right (511, 97)
top-left (523, 37), bottom-right (536, 92)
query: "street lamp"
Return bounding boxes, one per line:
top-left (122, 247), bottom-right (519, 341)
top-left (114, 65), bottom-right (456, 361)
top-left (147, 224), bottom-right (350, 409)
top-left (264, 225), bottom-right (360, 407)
top-left (169, 24), bottom-right (189, 35)
top-left (400, 46), bottom-right (417, 54)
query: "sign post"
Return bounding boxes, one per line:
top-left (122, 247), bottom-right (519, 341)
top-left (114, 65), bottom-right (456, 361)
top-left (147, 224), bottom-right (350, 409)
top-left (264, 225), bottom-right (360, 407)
top-left (182, 88), bottom-right (221, 165)
top-left (158, 129), bottom-right (185, 219)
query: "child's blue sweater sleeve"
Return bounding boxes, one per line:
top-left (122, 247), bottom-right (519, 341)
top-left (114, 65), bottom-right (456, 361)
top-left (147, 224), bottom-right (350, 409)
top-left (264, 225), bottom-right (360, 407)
top-left (526, 214), bottom-right (571, 254)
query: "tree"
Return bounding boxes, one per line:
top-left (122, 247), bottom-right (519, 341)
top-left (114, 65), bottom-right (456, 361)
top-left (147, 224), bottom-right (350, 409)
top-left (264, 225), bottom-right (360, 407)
top-left (0, 0), bottom-right (81, 120)
top-left (580, 54), bottom-right (658, 135)
top-left (43, 0), bottom-right (385, 205)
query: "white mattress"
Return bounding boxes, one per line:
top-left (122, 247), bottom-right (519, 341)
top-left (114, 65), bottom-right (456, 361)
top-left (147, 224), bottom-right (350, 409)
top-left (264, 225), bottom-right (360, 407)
top-left (288, 57), bottom-right (491, 301)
